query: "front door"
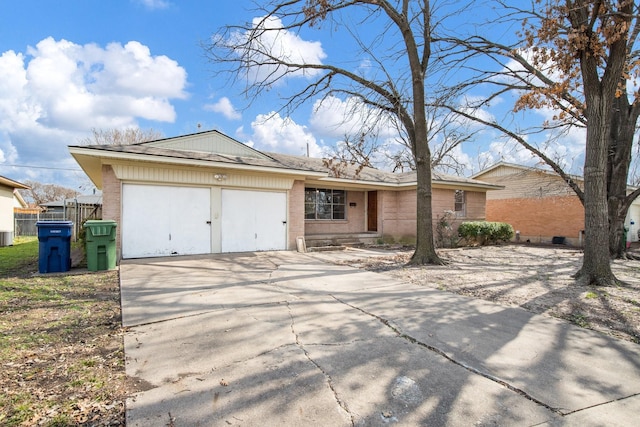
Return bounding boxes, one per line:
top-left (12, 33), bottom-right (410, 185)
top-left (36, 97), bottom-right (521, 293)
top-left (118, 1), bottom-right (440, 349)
top-left (367, 191), bottom-right (378, 232)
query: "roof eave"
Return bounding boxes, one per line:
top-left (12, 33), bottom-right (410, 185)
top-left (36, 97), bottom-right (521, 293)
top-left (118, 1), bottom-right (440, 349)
top-left (311, 176), bottom-right (502, 191)
top-left (68, 146), bottom-right (328, 182)
top-left (0, 176), bottom-right (30, 190)
top-left (434, 180), bottom-right (505, 191)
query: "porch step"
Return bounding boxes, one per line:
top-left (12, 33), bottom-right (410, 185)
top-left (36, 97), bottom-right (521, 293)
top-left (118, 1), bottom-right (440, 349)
top-left (305, 234), bottom-right (379, 248)
top-left (307, 245), bottom-right (347, 252)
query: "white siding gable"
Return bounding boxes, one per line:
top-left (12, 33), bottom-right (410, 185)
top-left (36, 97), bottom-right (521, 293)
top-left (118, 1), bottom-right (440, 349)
top-left (147, 130), bottom-right (269, 159)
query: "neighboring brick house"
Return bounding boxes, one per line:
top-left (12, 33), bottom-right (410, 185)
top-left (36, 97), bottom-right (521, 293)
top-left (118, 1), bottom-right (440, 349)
top-left (70, 130), bottom-right (500, 259)
top-left (473, 162), bottom-right (640, 246)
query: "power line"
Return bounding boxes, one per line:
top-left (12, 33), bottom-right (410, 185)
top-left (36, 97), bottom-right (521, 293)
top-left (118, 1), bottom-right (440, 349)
top-left (1, 164), bottom-right (83, 172)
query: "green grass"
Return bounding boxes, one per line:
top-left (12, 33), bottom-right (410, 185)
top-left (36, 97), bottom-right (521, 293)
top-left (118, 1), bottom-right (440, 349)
top-left (0, 278), bottom-right (65, 304)
top-left (570, 313), bottom-right (590, 327)
top-left (0, 237), bottom-right (38, 276)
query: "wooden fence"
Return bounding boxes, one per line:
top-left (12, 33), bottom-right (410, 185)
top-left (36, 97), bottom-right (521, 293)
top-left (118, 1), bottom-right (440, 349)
top-left (14, 203), bottom-right (102, 240)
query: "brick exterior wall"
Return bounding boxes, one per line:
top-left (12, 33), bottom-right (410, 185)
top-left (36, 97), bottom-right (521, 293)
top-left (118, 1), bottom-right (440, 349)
top-left (288, 180), bottom-right (305, 249)
top-left (476, 165), bottom-right (585, 245)
top-left (486, 196), bottom-right (584, 245)
top-left (101, 165), bottom-right (122, 256)
top-left (465, 191), bottom-right (487, 220)
top-left (380, 188), bottom-right (487, 243)
top-left (379, 190), bottom-right (415, 242)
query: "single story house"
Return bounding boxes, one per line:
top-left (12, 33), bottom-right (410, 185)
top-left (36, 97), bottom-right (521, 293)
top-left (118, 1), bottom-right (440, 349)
top-left (0, 175), bottom-right (29, 246)
top-left (69, 130), bottom-right (501, 259)
top-left (473, 162), bottom-right (640, 246)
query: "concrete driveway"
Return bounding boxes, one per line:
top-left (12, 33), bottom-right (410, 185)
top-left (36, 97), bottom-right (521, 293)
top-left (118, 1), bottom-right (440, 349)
top-left (121, 249), bottom-right (640, 426)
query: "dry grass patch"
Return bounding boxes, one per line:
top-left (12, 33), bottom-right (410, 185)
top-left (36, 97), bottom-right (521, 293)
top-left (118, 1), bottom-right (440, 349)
top-left (0, 238), bottom-right (126, 426)
top-left (340, 244), bottom-right (640, 344)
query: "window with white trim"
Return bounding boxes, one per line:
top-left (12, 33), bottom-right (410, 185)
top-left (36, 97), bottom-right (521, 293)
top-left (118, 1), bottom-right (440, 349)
top-left (454, 190), bottom-right (466, 217)
top-left (305, 188), bottom-right (346, 220)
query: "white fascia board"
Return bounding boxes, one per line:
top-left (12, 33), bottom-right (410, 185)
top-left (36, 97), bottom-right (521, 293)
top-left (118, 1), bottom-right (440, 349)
top-left (315, 177), bottom-right (503, 191)
top-left (311, 177), bottom-right (409, 189)
top-left (434, 180), bottom-right (505, 191)
top-left (69, 147), bottom-right (327, 179)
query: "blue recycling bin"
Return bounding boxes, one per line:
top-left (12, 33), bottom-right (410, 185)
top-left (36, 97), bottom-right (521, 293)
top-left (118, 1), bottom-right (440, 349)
top-left (36, 221), bottom-right (73, 273)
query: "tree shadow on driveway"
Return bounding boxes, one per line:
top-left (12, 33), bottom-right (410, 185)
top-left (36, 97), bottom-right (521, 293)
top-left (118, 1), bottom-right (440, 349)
top-left (121, 251), bottom-right (640, 426)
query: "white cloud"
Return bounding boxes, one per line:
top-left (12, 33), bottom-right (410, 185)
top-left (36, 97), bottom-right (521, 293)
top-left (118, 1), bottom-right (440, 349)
top-left (0, 130), bottom-right (18, 164)
top-left (97, 41), bottom-right (186, 98)
top-left (14, 37), bottom-right (187, 131)
top-left (309, 95), bottom-right (398, 140)
top-left (243, 112), bottom-right (323, 157)
top-left (135, 0), bottom-right (170, 10)
top-left (479, 125), bottom-right (586, 175)
top-left (457, 95), bottom-right (498, 129)
top-left (499, 48), bottom-right (565, 87)
top-left (0, 37), bottom-right (188, 186)
top-left (205, 97), bottom-right (241, 120)
top-left (227, 15), bottom-right (326, 85)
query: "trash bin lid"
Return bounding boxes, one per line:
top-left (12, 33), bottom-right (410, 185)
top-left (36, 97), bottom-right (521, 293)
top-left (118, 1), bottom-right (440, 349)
top-left (84, 220), bottom-right (117, 226)
top-left (84, 220), bottom-right (117, 237)
top-left (36, 221), bottom-right (73, 227)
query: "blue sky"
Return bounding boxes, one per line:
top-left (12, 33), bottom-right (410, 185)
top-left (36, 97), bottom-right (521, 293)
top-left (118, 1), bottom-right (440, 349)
top-left (0, 0), bottom-right (590, 192)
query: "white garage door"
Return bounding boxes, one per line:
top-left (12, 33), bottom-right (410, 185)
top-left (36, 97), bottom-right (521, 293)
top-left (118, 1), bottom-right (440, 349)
top-left (221, 189), bottom-right (287, 253)
top-left (122, 185), bottom-right (211, 258)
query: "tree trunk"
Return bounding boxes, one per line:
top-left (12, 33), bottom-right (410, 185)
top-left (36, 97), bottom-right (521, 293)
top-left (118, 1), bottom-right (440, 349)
top-left (568, 0), bottom-right (631, 286)
top-left (574, 92), bottom-right (617, 286)
top-left (409, 146), bottom-right (443, 265)
top-left (402, 0), bottom-right (443, 266)
top-left (609, 213), bottom-right (627, 256)
top-left (607, 94), bottom-right (636, 258)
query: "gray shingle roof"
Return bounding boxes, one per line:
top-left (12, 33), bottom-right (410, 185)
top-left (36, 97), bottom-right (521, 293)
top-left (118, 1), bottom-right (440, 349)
top-left (70, 141), bottom-right (500, 189)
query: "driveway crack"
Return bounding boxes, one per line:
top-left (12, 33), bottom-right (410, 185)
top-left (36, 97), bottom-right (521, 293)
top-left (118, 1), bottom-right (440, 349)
top-left (285, 301), bottom-right (355, 426)
top-left (329, 294), bottom-right (564, 416)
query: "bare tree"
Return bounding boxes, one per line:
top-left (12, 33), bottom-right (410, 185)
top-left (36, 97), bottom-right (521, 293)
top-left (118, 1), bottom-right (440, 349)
top-left (79, 128), bottom-right (163, 146)
top-left (205, 0), bottom-right (451, 265)
top-left (22, 180), bottom-right (79, 206)
top-left (325, 91), bottom-right (475, 176)
top-left (428, 104), bottom-right (474, 176)
top-left (325, 132), bottom-right (379, 170)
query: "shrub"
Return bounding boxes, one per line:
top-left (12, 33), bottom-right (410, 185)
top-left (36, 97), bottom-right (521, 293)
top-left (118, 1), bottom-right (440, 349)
top-left (436, 210), bottom-right (459, 248)
top-left (458, 221), bottom-right (514, 246)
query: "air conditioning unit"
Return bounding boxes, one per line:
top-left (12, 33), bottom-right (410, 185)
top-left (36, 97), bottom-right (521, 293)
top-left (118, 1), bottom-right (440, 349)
top-left (0, 231), bottom-right (13, 247)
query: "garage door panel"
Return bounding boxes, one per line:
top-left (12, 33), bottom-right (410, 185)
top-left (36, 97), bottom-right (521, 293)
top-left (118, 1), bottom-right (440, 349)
top-left (221, 190), bottom-right (286, 253)
top-left (254, 191), bottom-right (287, 251)
top-left (122, 185), bottom-right (211, 258)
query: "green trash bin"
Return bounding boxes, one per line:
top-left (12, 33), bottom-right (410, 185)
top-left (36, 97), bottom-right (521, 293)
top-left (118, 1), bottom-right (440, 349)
top-left (84, 220), bottom-right (117, 271)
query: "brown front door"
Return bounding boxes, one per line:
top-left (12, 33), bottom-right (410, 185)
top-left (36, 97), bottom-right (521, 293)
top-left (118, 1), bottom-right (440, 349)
top-left (367, 191), bottom-right (378, 232)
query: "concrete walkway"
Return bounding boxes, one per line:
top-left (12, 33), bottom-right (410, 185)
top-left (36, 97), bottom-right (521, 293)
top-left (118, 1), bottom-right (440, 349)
top-left (120, 249), bottom-right (640, 426)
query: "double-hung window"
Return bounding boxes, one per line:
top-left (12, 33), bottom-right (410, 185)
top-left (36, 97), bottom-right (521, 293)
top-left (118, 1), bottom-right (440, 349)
top-left (454, 190), bottom-right (466, 217)
top-left (305, 188), bottom-right (346, 220)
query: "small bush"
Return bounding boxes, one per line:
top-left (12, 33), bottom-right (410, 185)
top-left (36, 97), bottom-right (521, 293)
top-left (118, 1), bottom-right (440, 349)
top-left (458, 221), bottom-right (514, 246)
top-left (436, 210), bottom-right (459, 248)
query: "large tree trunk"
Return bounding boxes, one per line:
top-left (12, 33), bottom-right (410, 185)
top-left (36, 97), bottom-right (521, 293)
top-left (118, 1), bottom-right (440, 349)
top-left (568, 0), bottom-right (630, 286)
top-left (403, 0), bottom-right (442, 266)
top-left (575, 92), bottom-right (617, 286)
top-left (409, 143), bottom-right (442, 265)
